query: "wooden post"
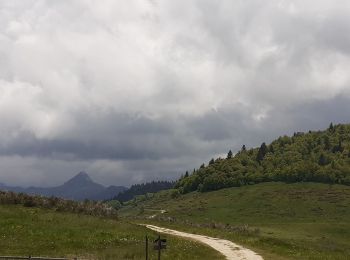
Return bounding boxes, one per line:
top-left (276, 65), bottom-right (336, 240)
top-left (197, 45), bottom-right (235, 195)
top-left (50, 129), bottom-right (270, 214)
top-left (145, 235), bottom-right (148, 260)
top-left (158, 235), bottom-right (161, 260)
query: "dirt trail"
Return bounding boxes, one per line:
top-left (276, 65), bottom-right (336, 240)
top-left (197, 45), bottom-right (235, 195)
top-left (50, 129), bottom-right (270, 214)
top-left (144, 224), bottom-right (263, 260)
top-left (144, 209), bottom-right (167, 219)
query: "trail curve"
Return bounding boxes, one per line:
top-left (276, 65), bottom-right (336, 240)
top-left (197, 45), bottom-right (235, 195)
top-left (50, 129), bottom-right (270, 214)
top-left (143, 224), bottom-right (263, 260)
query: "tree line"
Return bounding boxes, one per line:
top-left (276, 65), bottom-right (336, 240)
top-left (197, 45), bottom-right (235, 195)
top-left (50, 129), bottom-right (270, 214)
top-left (175, 123), bottom-right (350, 193)
top-left (114, 180), bottom-right (174, 202)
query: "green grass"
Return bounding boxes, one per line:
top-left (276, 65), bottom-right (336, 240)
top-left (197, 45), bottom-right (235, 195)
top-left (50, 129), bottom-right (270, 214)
top-left (119, 182), bottom-right (350, 259)
top-left (0, 204), bottom-right (223, 259)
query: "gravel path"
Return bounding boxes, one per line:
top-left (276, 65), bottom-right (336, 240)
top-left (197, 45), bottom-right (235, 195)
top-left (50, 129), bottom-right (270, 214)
top-left (144, 224), bottom-right (263, 260)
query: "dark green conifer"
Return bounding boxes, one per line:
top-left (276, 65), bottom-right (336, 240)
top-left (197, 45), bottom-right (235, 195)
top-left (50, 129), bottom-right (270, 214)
top-left (324, 136), bottom-right (331, 150)
top-left (318, 153), bottom-right (327, 166)
top-left (227, 150), bottom-right (233, 159)
top-left (256, 142), bottom-right (268, 162)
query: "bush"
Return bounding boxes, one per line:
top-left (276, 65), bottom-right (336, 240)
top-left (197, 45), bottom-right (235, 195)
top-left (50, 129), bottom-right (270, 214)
top-left (170, 189), bottom-right (180, 199)
top-left (0, 191), bottom-right (117, 218)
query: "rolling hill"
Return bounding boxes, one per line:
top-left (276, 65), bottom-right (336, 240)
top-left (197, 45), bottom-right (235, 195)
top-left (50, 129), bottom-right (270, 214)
top-left (121, 182), bottom-right (350, 259)
top-left (119, 124), bottom-right (350, 259)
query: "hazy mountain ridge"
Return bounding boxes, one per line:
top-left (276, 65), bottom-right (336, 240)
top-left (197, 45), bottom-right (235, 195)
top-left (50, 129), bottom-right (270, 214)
top-left (0, 172), bottom-right (127, 201)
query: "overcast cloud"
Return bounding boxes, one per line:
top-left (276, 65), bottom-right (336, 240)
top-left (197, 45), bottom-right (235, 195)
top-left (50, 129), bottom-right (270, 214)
top-left (0, 0), bottom-right (350, 187)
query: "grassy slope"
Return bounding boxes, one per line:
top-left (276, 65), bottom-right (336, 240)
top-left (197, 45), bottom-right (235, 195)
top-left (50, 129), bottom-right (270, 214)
top-left (0, 205), bottom-right (223, 260)
top-left (120, 182), bottom-right (350, 259)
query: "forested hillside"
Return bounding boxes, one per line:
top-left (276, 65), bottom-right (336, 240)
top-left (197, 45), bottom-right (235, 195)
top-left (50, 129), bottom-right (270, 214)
top-left (176, 123), bottom-right (350, 193)
top-left (115, 181), bottom-right (174, 202)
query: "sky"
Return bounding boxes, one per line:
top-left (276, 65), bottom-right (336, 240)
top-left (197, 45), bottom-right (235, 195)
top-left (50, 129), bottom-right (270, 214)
top-left (0, 0), bottom-right (350, 187)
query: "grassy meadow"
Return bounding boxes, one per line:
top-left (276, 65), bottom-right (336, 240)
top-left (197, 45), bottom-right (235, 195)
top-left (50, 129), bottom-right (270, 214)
top-left (0, 204), bottom-right (223, 259)
top-left (119, 182), bottom-right (350, 259)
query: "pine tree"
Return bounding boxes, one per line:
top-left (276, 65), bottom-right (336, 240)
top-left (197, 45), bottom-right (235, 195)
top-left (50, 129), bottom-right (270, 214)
top-left (332, 140), bottom-right (343, 153)
top-left (318, 153), bottom-right (327, 166)
top-left (209, 158), bottom-right (215, 165)
top-left (317, 138), bottom-right (322, 146)
top-left (241, 145), bottom-right (246, 152)
top-left (184, 171), bottom-right (189, 178)
top-left (227, 150), bottom-right (233, 159)
top-left (324, 136), bottom-right (331, 150)
top-left (256, 142), bottom-right (268, 162)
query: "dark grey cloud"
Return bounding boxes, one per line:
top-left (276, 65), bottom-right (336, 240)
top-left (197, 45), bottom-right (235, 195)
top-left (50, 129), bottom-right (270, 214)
top-left (0, 113), bottom-right (190, 160)
top-left (0, 0), bottom-right (350, 186)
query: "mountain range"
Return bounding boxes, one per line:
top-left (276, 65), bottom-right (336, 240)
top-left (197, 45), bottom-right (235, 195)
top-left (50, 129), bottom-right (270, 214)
top-left (0, 171), bottom-right (127, 201)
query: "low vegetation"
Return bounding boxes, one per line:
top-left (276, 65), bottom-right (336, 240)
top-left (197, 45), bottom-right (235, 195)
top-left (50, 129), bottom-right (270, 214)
top-left (0, 190), bottom-right (117, 218)
top-left (0, 204), bottom-right (223, 259)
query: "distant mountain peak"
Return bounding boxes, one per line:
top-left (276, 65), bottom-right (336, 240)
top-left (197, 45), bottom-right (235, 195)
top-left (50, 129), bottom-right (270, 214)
top-left (64, 171), bottom-right (93, 185)
top-left (0, 171), bottom-right (127, 201)
top-left (76, 171), bottom-right (90, 179)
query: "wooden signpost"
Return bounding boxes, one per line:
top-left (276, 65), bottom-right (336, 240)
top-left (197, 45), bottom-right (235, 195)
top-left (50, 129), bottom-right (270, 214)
top-left (154, 235), bottom-right (167, 260)
top-left (145, 235), bottom-right (166, 260)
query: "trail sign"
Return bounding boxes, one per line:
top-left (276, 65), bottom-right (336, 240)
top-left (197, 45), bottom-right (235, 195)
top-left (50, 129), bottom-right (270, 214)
top-left (153, 238), bottom-right (167, 250)
top-left (153, 235), bottom-right (166, 260)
